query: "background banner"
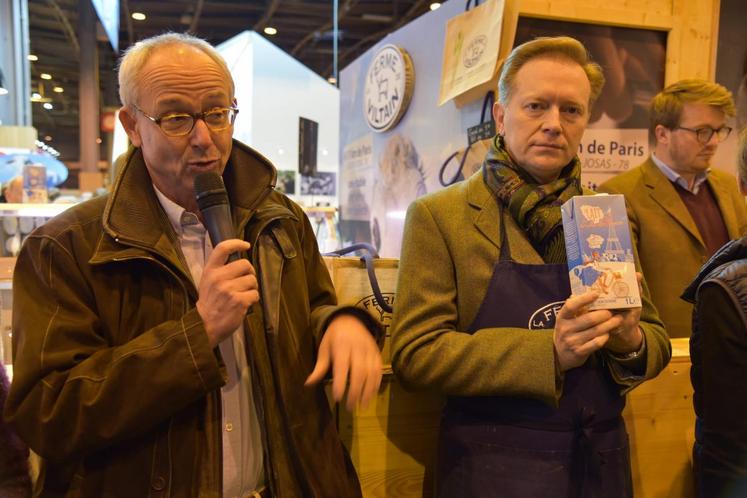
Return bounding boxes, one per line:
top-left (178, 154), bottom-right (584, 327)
top-left (339, 9), bottom-right (666, 257)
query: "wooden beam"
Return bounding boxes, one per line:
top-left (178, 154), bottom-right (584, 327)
top-left (253, 0), bottom-right (281, 31)
top-left (331, 0), bottom-right (429, 76)
top-left (188, 0), bottom-right (205, 33)
top-left (45, 0), bottom-right (79, 56)
top-left (292, 0), bottom-right (360, 56)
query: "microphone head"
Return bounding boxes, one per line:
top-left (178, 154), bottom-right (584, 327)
top-left (194, 172), bottom-right (229, 211)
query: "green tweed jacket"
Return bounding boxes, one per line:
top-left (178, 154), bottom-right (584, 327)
top-left (391, 170), bottom-right (671, 408)
top-left (599, 157), bottom-right (747, 338)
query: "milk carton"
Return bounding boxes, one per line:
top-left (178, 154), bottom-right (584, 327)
top-left (561, 194), bottom-right (641, 310)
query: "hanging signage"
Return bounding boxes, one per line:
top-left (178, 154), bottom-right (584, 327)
top-left (363, 44), bottom-right (415, 132)
top-left (91, 0), bottom-right (120, 52)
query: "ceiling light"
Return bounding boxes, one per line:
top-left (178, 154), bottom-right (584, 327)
top-left (27, 54), bottom-right (38, 62)
top-left (31, 84), bottom-right (52, 103)
top-left (429, 2), bottom-right (441, 10)
top-left (40, 73), bottom-right (52, 80)
top-left (263, 27), bottom-right (277, 36)
top-left (44, 135), bottom-right (52, 141)
top-left (43, 102), bottom-right (53, 110)
top-left (53, 86), bottom-right (64, 93)
top-left (327, 76), bottom-right (337, 85)
top-left (132, 12), bottom-right (146, 21)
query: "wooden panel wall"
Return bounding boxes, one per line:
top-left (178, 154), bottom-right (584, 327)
top-left (623, 338), bottom-right (695, 498)
top-left (518, 0), bottom-right (720, 83)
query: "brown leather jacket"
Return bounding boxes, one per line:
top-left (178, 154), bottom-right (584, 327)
top-left (0, 365), bottom-right (31, 497)
top-left (3, 141), bottom-right (361, 498)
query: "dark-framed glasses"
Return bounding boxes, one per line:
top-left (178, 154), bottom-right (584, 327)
top-left (675, 125), bottom-right (732, 144)
top-left (134, 105), bottom-right (239, 137)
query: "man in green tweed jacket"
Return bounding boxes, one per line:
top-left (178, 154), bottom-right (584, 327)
top-left (391, 36), bottom-right (670, 498)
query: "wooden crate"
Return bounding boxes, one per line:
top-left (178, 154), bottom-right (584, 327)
top-left (335, 368), bottom-right (442, 498)
top-left (623, 338), bottom-right (695, 498)
top-left (324, 256), bottom-right (398, 364)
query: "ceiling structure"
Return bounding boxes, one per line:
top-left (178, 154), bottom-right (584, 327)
top-left (27, 0), bottom-right (436, 162)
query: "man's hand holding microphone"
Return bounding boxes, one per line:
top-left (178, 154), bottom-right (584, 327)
top-left (193, 172), bottom-right (382, 409)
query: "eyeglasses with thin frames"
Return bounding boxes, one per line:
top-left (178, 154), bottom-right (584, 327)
top-left (133, 105), bottom-right (239, 137)
top-left (674, 125), bottom-right (732, 144)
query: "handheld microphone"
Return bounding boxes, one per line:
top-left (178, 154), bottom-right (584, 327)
top-left (194, 172), bottom-right (240, 262)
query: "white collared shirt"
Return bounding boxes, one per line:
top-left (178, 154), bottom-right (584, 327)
top-left (154, 186), bottom-right (264, 498)
top-left (651, 153), bottom-right (710, 195)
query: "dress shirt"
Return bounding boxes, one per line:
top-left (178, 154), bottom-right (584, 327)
top-left (154, 186), bottom-right (264, 498)
top-left (651, 153), bottom-right (710, 194)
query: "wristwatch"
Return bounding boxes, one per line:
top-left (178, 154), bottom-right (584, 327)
top-left (612, 333), bottom-right (646, 360)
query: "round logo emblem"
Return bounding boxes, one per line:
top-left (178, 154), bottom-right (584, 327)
top-left (354, 292), bottom-right (395, 324)
top-left (528, 301), bottom-right (565, 330)
top-left (462, 35), bottom-right (487, 69)
top-left (363, 44), bottom-right (415, 132)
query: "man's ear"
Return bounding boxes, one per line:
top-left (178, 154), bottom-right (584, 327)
top-left (119, 107), bottom-right (142, 147)
top-left (493, 101), bottom-right (506, 136)
top-left (654, 124), bottom-right (670, 145)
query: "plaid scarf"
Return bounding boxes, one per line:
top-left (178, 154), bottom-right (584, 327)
top-left (482, 135), bottom-right (582, 264)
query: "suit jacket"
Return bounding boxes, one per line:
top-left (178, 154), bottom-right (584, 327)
top-left (390, 170), bottom-right (671, 408)
top-left (598, 157), bottom-right (747, 338)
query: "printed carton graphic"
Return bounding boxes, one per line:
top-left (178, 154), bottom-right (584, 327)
top-left (561, 194), bottom-right (641, 310)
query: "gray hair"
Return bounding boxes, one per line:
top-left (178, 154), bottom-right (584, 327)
top-left (117, 32), bottom-right (234, 108)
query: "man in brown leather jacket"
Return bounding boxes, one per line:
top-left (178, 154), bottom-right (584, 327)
top-left (3, 33), bottom-right (382, 498)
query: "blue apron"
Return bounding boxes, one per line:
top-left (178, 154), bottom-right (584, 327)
top-left (436, 223), bottom-right (632, 498)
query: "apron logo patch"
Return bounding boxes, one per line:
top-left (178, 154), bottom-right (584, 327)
top-left (528, 301), bottom-right (565, 330)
